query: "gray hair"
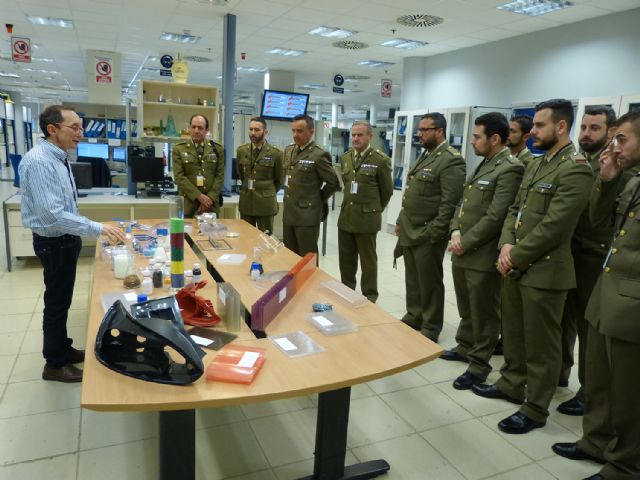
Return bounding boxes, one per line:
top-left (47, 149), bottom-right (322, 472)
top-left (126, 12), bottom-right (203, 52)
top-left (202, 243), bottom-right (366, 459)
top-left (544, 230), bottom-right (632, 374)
top-left (352, 120), bottom-right (373, 134)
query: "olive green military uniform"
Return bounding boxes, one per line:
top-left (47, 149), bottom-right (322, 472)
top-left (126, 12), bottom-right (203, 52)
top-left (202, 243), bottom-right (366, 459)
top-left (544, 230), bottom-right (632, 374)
top-left (396, 141), bottom-right (466, 341)
top-left (576, 171), bottom-right (640, 480)
top-left (338, 146), bottom-right (393, 303)
top-left (516, 147), bottom-right (535, 167)
top-left (282, 142), bottom-right (340, 257)
top-left (558, 147), bottom-right (612, 391)
top-left (493, 143), bottom-right (593, 423)
top-left (172, 139), bottom-right (224, 218)
top-left (450, 147), bottom-right (524, 380)
top-left (236, 141), bottom-right (284, 234)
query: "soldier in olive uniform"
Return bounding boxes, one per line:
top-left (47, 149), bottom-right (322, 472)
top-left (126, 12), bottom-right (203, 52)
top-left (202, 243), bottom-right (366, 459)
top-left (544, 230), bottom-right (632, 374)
top-left (395, 112), bottom-right (466, 342)
top-left (472, 99), bottom-right (594, 435)
top-left (508, 115), bottom-right (535, 167)
top-left (282, 114), bottom-right (340, 258)
top-left (552, 110), bottom-right (640, 480)
top-left (338, 120), bottom-right (393, 303)
top-left (172, 114), bottom-right (224, 218)
top-left (236, 117), bottom-right (283, 234)
top-left (442, 113), bottom-right (524, 391)
top-left (558, 106), bottom-right (622, 416)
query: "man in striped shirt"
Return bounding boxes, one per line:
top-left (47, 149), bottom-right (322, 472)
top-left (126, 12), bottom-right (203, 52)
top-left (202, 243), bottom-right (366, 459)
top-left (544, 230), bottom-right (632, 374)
top-left (19, 105), bottom-right (125, 383)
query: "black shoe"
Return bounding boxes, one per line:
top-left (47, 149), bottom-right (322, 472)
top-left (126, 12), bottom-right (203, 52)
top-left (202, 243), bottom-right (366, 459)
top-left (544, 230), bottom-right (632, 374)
top-left (558, 378), bottom-right (569, 387)
top-left (583, 475), bottom-right (605, 480)
top-left (557, 396), bottom-right (584, 416)
top-left (42, 364), bottom-right (83, 383)
top-left (552, 442), bottom-right (604, 463)
top-left (493, 337), bottom-right (503, 356)
top-left (440, 349), bottom-right (469, 363)
top-left (471, 383), bottom-right (523, 405)
top-left (67, 347), bottom-right (85, 364)
top-left (498, 412), bottom-right (545, 434)
top-left (453, 371), bottom-right (483, 390)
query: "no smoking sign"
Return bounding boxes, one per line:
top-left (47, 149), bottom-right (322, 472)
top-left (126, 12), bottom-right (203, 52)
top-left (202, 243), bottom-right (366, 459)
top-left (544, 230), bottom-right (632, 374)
top-left (11, 37), bottom-right (31, 63)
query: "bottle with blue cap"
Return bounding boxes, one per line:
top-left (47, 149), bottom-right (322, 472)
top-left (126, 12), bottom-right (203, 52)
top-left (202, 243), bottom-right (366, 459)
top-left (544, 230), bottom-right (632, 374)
top-left (250, 262), bottom-right (262, 281)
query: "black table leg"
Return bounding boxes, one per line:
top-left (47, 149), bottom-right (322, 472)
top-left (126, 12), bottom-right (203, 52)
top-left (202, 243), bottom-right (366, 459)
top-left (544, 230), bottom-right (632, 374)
top-left (298, 387), bottom-right (390, 480)
top-left (159, 409), bottom-right (196, 480)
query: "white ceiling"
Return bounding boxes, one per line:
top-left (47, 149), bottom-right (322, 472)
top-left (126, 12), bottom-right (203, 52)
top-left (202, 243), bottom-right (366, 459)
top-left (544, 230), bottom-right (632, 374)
top-left (1, 0), bottom-right (639, 117)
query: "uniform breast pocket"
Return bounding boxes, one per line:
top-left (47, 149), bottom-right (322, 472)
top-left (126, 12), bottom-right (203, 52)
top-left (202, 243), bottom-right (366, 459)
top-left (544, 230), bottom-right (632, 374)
top-left (476, 182), bottom-right (496, 204)
top-left (530, 186), bottom-right (556, 213)
top-left (258, 158), bottom-right (274, 167)
top-left (415, 171), bottom-right (436, 195)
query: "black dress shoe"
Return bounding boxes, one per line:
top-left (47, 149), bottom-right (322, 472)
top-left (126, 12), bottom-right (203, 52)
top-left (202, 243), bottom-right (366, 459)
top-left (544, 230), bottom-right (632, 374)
top-left (493, 337), bottom-right (503, 356)
top-left (498, 412), bottom-right (545, 434)
top-left (67, 347), bottom-right (85, 364)
top-left (440, 349), bottom-right (469, 363)
top-left (471, 383), bottom-right (523, 405)
top-left (583, 474), bottom-right (605, 480)
top-left (552, 442), bottom-right (604, 463)
top-left (557, 396), bottom-right (584, 416)
top-left (453, 371), bottom-right (483, 390)
top-left (42, 364), bottom-right (83, 383)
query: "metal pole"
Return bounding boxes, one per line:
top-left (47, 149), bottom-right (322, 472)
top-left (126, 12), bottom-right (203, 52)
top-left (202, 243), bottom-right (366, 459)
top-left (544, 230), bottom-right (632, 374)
top-left (222, 14), bottom-right (236, 195)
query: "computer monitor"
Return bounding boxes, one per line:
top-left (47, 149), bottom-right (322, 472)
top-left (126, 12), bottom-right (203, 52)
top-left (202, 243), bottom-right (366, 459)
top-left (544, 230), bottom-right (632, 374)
top-left (77, 142), bottom-right (109, 160)
top-left (130, 156), bottom-right (164, 183)
top-left (113, 146), bottom-right (126, 162)
top-left (70, 162), bottom-right (93, 189)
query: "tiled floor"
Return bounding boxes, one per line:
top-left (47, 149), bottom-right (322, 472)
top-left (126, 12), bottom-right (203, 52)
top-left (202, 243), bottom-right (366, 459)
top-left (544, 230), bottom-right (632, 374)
top-left (0, 181), bottom-right (602, 479)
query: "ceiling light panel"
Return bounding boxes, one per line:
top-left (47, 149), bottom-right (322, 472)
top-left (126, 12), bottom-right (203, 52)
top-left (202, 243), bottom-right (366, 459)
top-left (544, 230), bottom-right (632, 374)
top-left (160, 32), bottom-right (201, 44)
top-left (267, 48), bottom-right (306, 57)
top-left (498, 0), bottom-right (573, 16)
top-left (237, 66), bottom-right (267, 72)
top-left (358, 60), bottom-right (396, 68)
top-left (27, 16), bottom-right (74, 28)
top-left (0, 72), bottom-right (20, 78)
top-left (381, 38), bottom-right (428, 49)
top-left (308, 26), bottom-right (357, 38)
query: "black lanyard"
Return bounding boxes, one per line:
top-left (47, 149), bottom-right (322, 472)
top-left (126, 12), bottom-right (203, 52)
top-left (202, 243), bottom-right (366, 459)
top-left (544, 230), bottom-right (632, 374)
top-left (63, 159), bottom-right (78, 207)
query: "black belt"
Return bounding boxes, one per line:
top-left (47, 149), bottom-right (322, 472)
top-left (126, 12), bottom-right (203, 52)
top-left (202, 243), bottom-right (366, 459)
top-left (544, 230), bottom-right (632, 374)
top-left (33, 232), bottom-right (80, 241)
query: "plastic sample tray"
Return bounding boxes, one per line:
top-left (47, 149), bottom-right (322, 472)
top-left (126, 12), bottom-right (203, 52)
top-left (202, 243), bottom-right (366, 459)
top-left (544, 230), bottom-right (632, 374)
top-left (270, 331), bottom-right (325, 358)
top-left (307, 311), bottom-right (358, 336)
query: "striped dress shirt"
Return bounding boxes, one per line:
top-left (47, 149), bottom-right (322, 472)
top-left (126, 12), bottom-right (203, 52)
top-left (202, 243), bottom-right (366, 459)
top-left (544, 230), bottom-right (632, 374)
top-left (19, 139), bottom-right (103, 238)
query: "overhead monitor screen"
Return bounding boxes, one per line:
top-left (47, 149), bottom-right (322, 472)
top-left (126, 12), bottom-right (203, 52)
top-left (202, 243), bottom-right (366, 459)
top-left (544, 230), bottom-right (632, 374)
top-left (260, 89), bottom-right (309, 122)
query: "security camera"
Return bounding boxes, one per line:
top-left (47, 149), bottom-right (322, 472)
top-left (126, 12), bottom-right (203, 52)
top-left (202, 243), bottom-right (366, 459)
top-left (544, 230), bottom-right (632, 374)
top-left (6, 24), bottom-right (14, 34)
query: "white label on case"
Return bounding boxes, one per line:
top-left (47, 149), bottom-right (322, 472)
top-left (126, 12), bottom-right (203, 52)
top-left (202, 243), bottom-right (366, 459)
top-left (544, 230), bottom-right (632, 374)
top-left (279, 287), bottom-right (287, 303)
top-left (190, 335), bottom-right (214, 346)
top-left (274, 337), bottom-right (297, 351)
top-left (313, 315), bottom-right (333, 327)
top-left (237, 351), bottom-right (260, 368)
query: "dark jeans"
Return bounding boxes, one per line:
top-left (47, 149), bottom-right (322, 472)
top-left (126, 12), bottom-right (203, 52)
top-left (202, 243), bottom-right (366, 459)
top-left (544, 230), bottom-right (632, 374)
top-left (33, 233), bottom-right (82, 368)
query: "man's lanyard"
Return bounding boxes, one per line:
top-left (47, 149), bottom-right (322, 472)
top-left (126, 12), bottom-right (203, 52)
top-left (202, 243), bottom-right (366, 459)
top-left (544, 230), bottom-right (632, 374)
top-left (63, 158), bottom-right (78, 207)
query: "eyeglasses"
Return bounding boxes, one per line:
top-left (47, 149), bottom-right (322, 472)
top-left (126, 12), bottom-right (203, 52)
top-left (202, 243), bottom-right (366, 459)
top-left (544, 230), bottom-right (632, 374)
top-left (57, 123), bottom-right (84, 133)
top-left (418, 127), bottom-right (438, 133)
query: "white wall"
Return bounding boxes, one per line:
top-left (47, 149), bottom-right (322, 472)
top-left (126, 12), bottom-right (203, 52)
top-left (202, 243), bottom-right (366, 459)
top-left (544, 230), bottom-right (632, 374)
top-left (401, 8), bottom-right (640, 110)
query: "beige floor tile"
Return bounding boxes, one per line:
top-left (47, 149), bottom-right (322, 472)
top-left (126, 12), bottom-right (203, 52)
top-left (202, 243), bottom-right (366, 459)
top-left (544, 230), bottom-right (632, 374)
top-left (249, 408), bottom-right (318, 467)
top-left (0, 453), bottom-right (77, 480)
top-left (224, 470), bottom-right (277, 480)
top-left (537, 454), bottom-right (604, 479)
top-left (0, 379), bottom-right (81, 418)
top-left (241, 396), bottom-right (314, 420)
top-left (434, 381), bottom-right (518, 418)
top-left (421, 419), bottom-right (531, 480)
top-left (413, 356), bottom-right (465, 384)
top-left (484, 462), bottom-right (556, 480)
top-left (0, 314), bottom-right (32, 334)
top-left (548, 396), bottom-right (584, 437)
top-left (346, 396), bottom-right (414, 448)
top-left (77, 439), bottom-right (158, 480)
top-left (196, 422), bottom-right (270, 480)
top-left (0, 409), bottom-right (80, 465)
top-left (480, 411), bottom-right (579, 461)
top-left (367, 368), bottom-right (428, 394)
top-left (80, 410), bottom-right (158, 450)
top-left (196, 406), bottom-right (246, 429)
top-left (0, 298), bottom-right (38, 315)
top-left (352, 434), bottom-right (465, 480)
top-left (0, 283), bottom-right (42, 300)
top-left (20, 325), bottom-right (87, 355)
top-left (8, 352), bottom-right (47, 382)
top-left (0, 331), bottom-right (25, 355)
top-left (381, 384), bottom-right (473, 432)
top-left (273, 450), bottom-right (358, 480)
top-left (0, 355), bottom-right (16, 384)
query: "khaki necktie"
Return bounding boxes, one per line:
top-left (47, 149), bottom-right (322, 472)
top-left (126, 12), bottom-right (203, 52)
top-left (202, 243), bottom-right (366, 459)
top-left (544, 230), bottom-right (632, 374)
top-left (354, 152), bottom-right (362, 170)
